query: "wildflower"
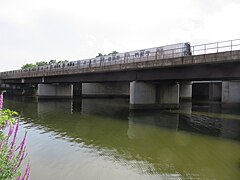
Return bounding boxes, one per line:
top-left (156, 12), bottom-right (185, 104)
top-left (0, 93), bottom-right (3, 109)
top-left (11, 121), bottom-right (19, 149)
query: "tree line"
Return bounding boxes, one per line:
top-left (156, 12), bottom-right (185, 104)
top-left (21, 60), bottom-right (69, 69)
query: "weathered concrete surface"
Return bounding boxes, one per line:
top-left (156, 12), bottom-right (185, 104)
top-left (130, 81), bottom-right (156, 109)
top-left (179, 81), bottom-right (192, 101)
top-left (37, 84), bottom-right (73, 98)
top-left (209, 83), bottom-right (222, 101)
top-left (82, 82), bottom-right (129, 98)
top-left (222, 81), bottom-right (240, 103)
top-left (157, 83), bottom-right (179, 108)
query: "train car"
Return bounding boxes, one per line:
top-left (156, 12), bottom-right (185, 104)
top-left (5, 42), bottom-right (191, 76)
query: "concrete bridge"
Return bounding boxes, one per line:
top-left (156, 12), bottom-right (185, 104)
top-left (1, 39), bottom-right (240, 109)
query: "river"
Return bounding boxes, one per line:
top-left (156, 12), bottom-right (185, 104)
top-left (4, 96), bottom-right (240, 179)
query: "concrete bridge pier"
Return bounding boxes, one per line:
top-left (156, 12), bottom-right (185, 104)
top-left (222, 81), bottom-right (240, 103)
top-left (130, 81), bottom-right (156, 109)
top-left (179, 81), bottom-right (192, 101)
top-left (157, 82), bottom-right (180, 109)
top-left (37, 84), bottom-right (73, 99)
top-left (130, 81), bottom-right (180, 109)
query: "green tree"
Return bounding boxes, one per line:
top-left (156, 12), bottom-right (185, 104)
top-left (96, 53), bottom-right (103, 57)
top-left (36, 61), bottom-right (48, 67)
top-left (49, 60), bottom-right (57, 65)
top-left (21, 63), bottom-right (37, 69)
top-left (58, 60), bottom-right (69, 64)
top-left (108, 51), bottom-right (119, 55)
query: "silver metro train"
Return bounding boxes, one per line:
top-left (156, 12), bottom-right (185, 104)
top-left (1, 42), bottom-right (191, 75)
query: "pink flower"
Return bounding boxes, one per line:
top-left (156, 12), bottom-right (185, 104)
top-left (11, 121), bottom-right (19, 149)
top-left (0, 93), bottom-right (3, 109)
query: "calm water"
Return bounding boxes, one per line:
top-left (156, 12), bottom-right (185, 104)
top-left (4, 97), bottom-right (240, 180)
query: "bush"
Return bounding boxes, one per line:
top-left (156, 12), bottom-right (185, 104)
top-left (0, 93), bottom-right (30, 179)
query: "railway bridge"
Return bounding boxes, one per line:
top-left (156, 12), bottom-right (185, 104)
top-left (1, 39), bottom-right (240, 109)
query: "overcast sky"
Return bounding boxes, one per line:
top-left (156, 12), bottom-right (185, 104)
top-left (0, 0), bottom-right (239, 71)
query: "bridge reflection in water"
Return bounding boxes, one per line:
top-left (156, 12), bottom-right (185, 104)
top-left (4, 97), bottom-right (240, 179)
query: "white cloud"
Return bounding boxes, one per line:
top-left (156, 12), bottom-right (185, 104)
top-left (0, 0), bottom-right (240, 71)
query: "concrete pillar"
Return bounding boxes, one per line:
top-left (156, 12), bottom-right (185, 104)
top-left (179, 81), bottom-right (192, 101)
top-left (130, 81), bottom-right (156, 109)
top-left (157, 82), bottom-right (179, 108)
top-left (38, 84), bottom-right (73, 99)
top-left (222, 81), bottom-right (240, 103)
top-left (209, 82), bottom-right (222, 101)
top-left (82, 82), bottom-right (129, 98)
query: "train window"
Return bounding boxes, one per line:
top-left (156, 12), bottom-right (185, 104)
top-left (108, 57), bottom-right (111, 61)
top-left (124, 53), bottom-right (130, 57)
top-left (140, 51), bottom-right (145, 57)
top-left (84, 61), bottom-right (86, 64)
top-left (112, 56), bottom-right (116, 60)
top-left (67, 63), bottom-right (70, 66)
top-left (135, 52), bottom-right (139, 57)
top-left (100, 57), bottom-right (104, 62)
top-left (117, 56), bottom-right (120, 60)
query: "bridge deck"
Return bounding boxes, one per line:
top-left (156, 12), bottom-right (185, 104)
top-left (1, 50), bottom-right (240, 81)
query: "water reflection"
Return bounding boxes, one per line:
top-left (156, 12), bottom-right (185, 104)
top-left (3, 97), bottom-right (240, 179)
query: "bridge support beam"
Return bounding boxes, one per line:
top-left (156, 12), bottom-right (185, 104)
top-left (37, 84), bottom-right (73, 99)
top-left (82, 82), bottom-right (129, 98)
top-left (130, 81), bottom-right (156, 109)
top-left (222, 81), bottom-right (240, 103)
top-left (157, 82), bottom-right (179, 108)
top-left (179, 81), bottom-right (192, 101)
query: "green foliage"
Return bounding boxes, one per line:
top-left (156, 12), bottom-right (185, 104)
top-left (108, 51), bottom-right (119, 55)
top-left (96, 53), bottom-right (104, 57)
top-left (0, 109), bottom-right (18, 127)
top-left (0, 109), bottom-right (30, 179)
top-left (21, 63), bottom-right (37, 69)
top-left (49, 59), bottom-right (57, 65)
top-left (58, 60), bottom-right (69, 64)
top-left (0, 142), bottom-right (21, 179)
top-left (36, 61), bottom-right (48, 67)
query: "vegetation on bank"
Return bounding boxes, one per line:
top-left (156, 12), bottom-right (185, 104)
top-left (0, 93), bottom-right (30, 179)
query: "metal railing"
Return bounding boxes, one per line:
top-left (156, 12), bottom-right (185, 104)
top-left (1, 39), bottom-right (240, 79)
top-left (191, 39), bottom-right (240, 55)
